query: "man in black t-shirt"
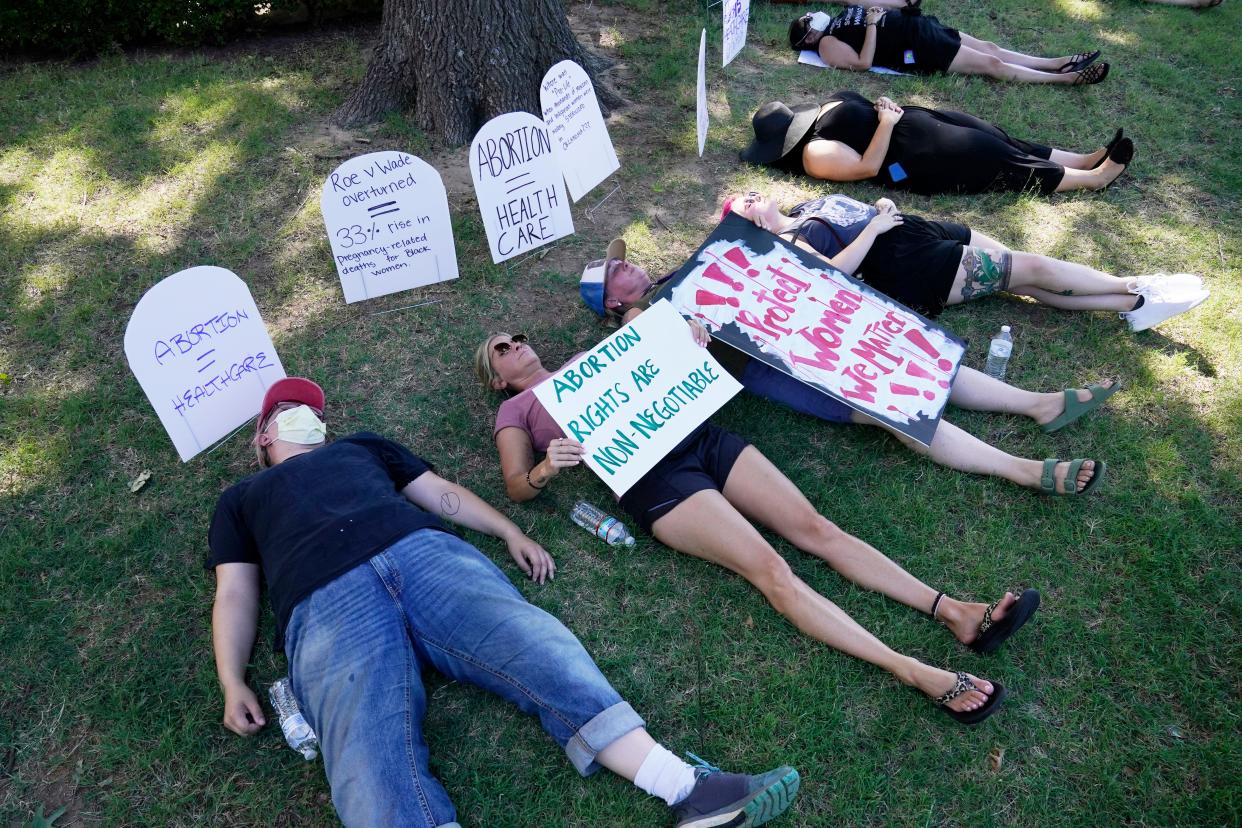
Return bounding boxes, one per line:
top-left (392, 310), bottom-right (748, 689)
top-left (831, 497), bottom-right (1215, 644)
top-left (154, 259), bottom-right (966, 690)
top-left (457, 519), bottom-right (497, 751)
top-left (208, 377), bottom-right (799, 828)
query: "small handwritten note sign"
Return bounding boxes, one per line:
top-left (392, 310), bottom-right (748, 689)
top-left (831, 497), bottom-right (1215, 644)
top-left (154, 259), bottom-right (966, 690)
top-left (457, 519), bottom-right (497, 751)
top-left (722, 0), bottom-right (751, 67)
top-left (533, 300), bottom-right (742, 496)
top-left (696, 29), bottom-right (708, 157)
top-left (124, 266), bottom-right (286, 462)
top-left (471, 112), bottom-right (574, 263)
top-left (656, 214), bottom-right (965, 446)
top-left (540, 60), bottom-right (619, 202)
top-left (320, 151), bottom-right (458, 303)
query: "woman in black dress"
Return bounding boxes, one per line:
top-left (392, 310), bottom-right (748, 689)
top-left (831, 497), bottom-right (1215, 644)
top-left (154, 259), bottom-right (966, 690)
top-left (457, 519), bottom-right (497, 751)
top-left (790, 7), bottom-right (1108, 84)
top-left (741, 93), bottom-right (1132, 195)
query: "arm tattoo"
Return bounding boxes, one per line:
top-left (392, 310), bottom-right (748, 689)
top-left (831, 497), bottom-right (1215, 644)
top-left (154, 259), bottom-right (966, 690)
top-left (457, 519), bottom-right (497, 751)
top-left (439, 491), bottom-right (461, 517)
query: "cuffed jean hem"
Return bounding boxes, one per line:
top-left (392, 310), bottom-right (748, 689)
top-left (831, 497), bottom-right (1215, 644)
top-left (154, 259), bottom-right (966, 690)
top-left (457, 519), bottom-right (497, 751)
top-left (437, 823), bottom-right (462, 828)
top-left (564, 700), bottom-right (645, 776)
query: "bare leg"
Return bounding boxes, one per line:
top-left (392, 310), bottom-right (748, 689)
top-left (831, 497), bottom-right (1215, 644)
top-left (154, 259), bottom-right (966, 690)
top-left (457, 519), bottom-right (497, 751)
top-left (958, 32), bottom-right (1074, 71)
top-left (1055, 160), bottom-right (1127, 192)
top-left (596, 728), bottom-right (658, 781)
top-left (651, 483), bottom-right (996, 711)
top-left (948, 46), bottom-right (1078, 84)
top-left (1049, 148), bottom-right (1104, 169)
top-left (1018, 285), bottom-right (1137, 312)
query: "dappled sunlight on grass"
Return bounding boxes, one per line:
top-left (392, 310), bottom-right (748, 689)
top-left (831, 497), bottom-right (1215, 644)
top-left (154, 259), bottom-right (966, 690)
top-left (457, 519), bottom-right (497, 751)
top-left (1097, 29), bottom-right (1138, 48)
top-left (1051, 0), bottom-right (1105, 21)
top-left (0, 430), bottom-right (68, 499)
top-left (130, 142), bottom-right (242, 253)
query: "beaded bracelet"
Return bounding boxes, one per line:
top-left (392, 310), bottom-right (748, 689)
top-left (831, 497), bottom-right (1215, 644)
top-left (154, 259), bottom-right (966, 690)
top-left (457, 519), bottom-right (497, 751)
top-left (526, 470), bottom-right (546, 490)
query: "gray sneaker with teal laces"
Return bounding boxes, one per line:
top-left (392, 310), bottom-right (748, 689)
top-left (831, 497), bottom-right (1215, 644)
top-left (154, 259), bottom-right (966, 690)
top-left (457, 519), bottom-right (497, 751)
top-left (670, 753), bottom-right (800, 828)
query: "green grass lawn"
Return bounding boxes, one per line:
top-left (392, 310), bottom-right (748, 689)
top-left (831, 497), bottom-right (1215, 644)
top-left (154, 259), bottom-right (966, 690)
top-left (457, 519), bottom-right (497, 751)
top-left (1, 1), bottom-right (1239, 825)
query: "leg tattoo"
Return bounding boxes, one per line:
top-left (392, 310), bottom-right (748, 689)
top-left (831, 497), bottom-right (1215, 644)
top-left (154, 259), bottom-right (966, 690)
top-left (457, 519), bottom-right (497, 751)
top-left (959, 248), bottom-right (1013, 301)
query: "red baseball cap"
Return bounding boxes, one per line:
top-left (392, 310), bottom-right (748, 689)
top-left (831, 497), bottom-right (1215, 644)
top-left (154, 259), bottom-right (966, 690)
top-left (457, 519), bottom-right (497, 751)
top-left (257, 377), bottom-right (325, 433)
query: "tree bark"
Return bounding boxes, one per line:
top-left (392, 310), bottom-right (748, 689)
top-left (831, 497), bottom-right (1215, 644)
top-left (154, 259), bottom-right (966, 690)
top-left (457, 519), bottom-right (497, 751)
top-left (333, 0), bottom-right (622, 146)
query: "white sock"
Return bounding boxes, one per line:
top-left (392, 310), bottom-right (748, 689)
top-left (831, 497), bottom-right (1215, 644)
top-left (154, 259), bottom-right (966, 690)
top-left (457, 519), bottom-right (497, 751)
top-left (633, 744), bottom-right (699, 806)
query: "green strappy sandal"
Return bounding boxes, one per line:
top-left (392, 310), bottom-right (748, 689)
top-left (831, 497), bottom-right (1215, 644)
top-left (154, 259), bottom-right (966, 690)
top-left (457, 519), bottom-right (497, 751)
top-left (1040, 458), bottom-right (1106, 496)
top-left (1041, 381), bottom-right (1120, 433)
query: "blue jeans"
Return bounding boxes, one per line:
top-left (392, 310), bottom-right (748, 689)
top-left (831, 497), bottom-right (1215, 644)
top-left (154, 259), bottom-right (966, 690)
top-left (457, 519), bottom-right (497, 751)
top-left (284, 529), bottom-right (645, 828)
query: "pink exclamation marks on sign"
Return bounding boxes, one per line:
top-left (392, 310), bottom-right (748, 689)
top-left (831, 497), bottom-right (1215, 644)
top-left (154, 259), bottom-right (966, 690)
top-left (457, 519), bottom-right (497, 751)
top-left (701, 262), bottom-right (745, 292)
top-left (904, 328), bottom-right (953, 372)
top-left (696, 289), bottom-right (740, 308)
top-left (722, 246), bottom-right (761, 277)
top-left (890, 383), bottom-right (919, 396)
top-left (906, 360), bottom-right (951, 389)
top-left (693, 312), bottom-right (718, 330)
top-left (887, 404), bottom-right (916, 421)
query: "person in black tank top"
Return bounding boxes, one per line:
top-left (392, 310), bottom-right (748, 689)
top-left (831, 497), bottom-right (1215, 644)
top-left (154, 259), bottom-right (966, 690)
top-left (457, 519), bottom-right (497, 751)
top-left (720, 189), bottom-right (1206, 333)
top-left (789, 7), bottom-right (1110, 85)
top-left (741, 93), bottom-right (1134, 196)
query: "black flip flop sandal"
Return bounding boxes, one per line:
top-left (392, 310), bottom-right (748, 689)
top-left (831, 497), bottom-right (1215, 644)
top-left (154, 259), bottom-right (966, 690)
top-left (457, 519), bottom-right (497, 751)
top-left (969, 589), bottom-right (1041, 654)
top-left (1059, 49), bottom-right (1101, 73)
top-left (936, 673), bottom-right (1008, 725)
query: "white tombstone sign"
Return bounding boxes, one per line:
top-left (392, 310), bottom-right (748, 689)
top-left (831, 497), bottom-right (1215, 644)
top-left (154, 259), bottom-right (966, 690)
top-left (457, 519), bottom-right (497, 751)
top-left (533, 300), bottom-right (742, 497)
top-left (722, 0), bottom-right (751, 67)
top-left (540, 60), bottom-right (620, 202)
top-left (124, 266), bottom-right (286, 462)
top-left (320, 151), bottom-right (458, 303)
top-left (471, 112), bottom-right (574, 263)
top-left (696, 29), bottom-right (709, 157)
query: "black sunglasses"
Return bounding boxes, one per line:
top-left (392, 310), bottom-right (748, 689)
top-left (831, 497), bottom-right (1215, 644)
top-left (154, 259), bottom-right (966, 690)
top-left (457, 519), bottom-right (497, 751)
top-left (492, 334), bottom-right (528, 356)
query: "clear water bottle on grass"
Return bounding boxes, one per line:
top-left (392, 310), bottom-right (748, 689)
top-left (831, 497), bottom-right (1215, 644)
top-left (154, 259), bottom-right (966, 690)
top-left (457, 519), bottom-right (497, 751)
top-left (571, 500), bottom-right (636, 546)
top-left (984, 325), bottom-right (1013, 380)
top-left (269, 677), bottom-right (319, 760)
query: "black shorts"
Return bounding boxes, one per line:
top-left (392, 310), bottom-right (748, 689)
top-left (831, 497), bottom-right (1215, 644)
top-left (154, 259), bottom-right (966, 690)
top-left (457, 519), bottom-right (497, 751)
top-left (858, 216), bottom-right (972, 318)
top-left (618, 423), bottom-right (749, 534)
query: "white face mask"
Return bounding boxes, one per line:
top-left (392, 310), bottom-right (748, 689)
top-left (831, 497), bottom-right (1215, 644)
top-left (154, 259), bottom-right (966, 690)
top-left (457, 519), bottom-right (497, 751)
top-left (273, 405), bottom-right (326, 445)
top-left (808, 11), bottom-right (832, 31)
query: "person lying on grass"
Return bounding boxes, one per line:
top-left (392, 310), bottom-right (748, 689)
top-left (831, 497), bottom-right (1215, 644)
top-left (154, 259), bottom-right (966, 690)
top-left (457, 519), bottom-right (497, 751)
top-left (475, 330), bottom-right (1042, 726)
top-left (789, 6), bottom-right (1109, 84)
top-left (721, 190), bottom-right (1209, 331)
top-left (574, 239), bottom-right (1112, 498)
top-left (741, 94), bottom-right (1131, 196)
top-left (208, 377), bottom-right (800, 828)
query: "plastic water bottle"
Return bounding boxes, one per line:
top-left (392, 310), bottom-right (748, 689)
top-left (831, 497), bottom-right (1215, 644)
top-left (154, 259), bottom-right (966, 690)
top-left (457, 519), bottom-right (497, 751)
top-left (984, 325), bottom-right (1013, 380)
top-left (571, 500), bottom-right (636, 546)
top-left (269, 677), bottom-right (319, 760)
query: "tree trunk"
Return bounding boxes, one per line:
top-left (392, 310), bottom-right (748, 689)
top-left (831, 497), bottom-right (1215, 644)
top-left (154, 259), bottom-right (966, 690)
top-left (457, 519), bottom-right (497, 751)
top-left (333, 0), bottom-right (622, 146)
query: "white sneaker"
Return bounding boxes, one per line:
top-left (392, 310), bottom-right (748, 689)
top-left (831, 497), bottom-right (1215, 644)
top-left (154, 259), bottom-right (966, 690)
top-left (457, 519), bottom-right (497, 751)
top-left (1130, 273), bottom-right (1204, 300)
top-left (1120, 288), bottom-right (1210, 332)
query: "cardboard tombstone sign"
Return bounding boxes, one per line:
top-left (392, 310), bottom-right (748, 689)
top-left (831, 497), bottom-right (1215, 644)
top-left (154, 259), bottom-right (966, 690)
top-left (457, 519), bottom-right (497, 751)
top-left (321, 151), bottom-right (459, 303)
top-left (533, 300), bottom-right (742, 497)
top-left (124, 266), bottom-right (286, 461)
top-left (696, 29), bottom-right (709, 157)
top-left (540, 60), bottom-right (620, 202)
top-left (722, 0), bottom-right (751, 67)
top-left (655, 213), bottom-right (966, 446)
top-left (471, 112), bottom-right (574, 263)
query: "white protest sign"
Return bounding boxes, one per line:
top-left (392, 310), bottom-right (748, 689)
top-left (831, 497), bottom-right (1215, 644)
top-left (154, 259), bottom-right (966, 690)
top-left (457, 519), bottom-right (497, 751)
top-left (320, 151), bottom-right (458, 303)
top-left (540, 60), bottom-right (620, 202)
top-left (471, 111), bottom-right (574, 263)
top-left (124, 266), bottom-right (286, 462)
top-left (696, 29), bottom-right (708, 157)
top-left (722, 0), bottom-right (751, 67)
top-left (533, 300), bottom-right (742, 496)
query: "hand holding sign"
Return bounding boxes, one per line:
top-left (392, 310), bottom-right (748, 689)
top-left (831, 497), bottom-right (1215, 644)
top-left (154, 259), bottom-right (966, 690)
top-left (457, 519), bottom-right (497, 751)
top-left (321, 151), bottom-right (458, 303)
top-left (471, 112), bottom-right (574, 263)
top-left (124, 266), bottom-right (286, 461)
top-left (533, 301), bottom-right (742, 496)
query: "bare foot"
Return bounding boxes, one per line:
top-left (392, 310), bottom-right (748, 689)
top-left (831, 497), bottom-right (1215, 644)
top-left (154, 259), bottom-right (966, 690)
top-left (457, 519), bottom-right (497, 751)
top-left (1048, 459), bottom-right (1098, 493)
top-left (1032, 379), bottom-right (1116, 426)
top-left (938, 593), bottom-right (1016, 646)
top-left (916, 666), bottom-right (996, 713)
top-left (1092, 157), bottom-right (1128, 190)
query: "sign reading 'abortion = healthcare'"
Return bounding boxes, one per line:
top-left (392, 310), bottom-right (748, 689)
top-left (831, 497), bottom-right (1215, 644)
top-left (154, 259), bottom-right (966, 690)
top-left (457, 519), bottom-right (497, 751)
top-left (534, 300), bottom-right (742, 497)
top-left (321, 151), bottom-right (458, 303)
top-left (471, 112), bottom-right (574, 263)
top-left (124, 266), bottom-right (286, 462)
top-left (656, 214), bottom-right (965, 446)
top-left (722, 0), bottom-right (751, 67)
top-left (540, 60), bottom-right (619, 202)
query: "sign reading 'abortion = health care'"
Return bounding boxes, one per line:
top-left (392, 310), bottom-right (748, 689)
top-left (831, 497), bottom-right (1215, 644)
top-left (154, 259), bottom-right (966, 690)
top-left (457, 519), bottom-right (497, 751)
top-left (471, 112), bottom-right (574, 263)
top-left (722, 0), bottom-right (751, 67)
top-left (124, 266), bottom-right (286, 462)
top-left (540, 60), bottom-right (619, 202)
top-left (534, 300), bottom-right (742, 497)
top-left (696, 29), bottom-right (709, 157)
top-left (321, 151), bottom-right (458, 303)
top-left (656, 214), bottom-right (965, 446)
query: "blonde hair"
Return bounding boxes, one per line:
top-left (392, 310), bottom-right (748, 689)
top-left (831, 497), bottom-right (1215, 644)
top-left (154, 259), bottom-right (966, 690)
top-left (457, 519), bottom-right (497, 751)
top-left (474, 334), bottom-right (502, 392)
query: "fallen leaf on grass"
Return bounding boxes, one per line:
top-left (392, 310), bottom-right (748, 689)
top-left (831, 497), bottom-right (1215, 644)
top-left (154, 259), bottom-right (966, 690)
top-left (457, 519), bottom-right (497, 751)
top-left (129, 470), bottom-right (151, 493)
top-left (988, 746), bottom-right (1004, 772)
